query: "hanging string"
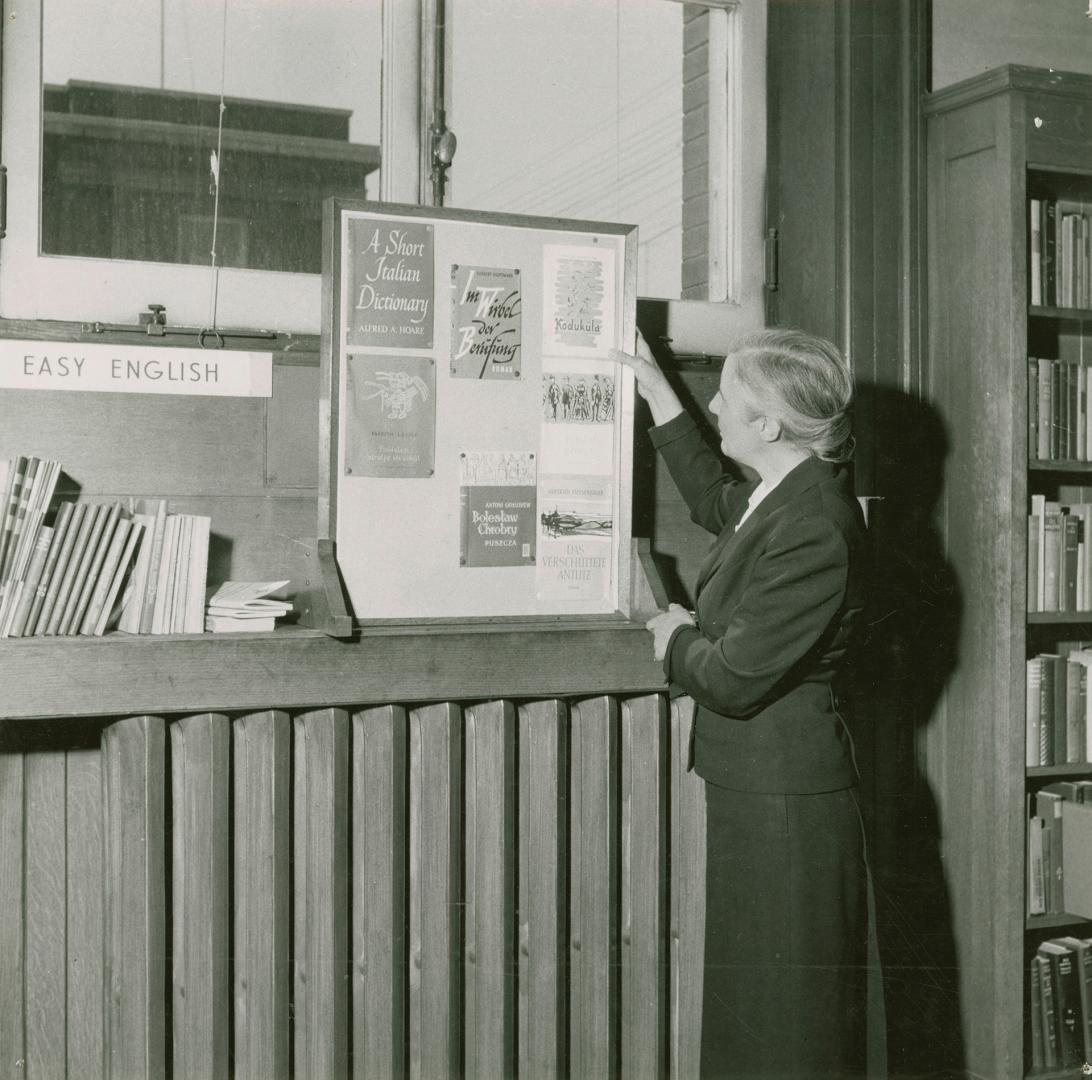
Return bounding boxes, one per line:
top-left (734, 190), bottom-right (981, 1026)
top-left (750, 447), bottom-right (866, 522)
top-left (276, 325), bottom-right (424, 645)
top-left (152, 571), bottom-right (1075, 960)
top-left (205, 0), bottom-right (230, 339)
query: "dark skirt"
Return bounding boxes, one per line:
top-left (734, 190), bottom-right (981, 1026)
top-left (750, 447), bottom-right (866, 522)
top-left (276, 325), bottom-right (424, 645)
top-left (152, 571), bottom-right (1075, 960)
top-left (700, 784), bottom-right (870, 1080)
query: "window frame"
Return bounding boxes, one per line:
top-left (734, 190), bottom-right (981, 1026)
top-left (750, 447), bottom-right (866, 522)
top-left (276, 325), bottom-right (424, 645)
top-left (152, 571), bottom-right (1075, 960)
top-left (0, 0), bottom-right (423, 334)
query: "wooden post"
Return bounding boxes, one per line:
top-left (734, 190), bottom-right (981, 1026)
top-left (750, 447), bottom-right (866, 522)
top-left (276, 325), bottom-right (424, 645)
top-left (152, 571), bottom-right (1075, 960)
top-left (171, 714), bottom-right (231, 1080)
top-left (669, 697), bottom-right (705, 1080)
top-left (0, 751), bottom-right (25, 1077)
top-left (293, 708), bottom-right (351, 1080)
top-left (463, 700), bottom-right (516, 1079)
top-left (352, 704), bottom-right (409, 1080)
top-left (518, 699), bottom-right (568, 1080)
top-left (67, 747), bottom-right (105, 1079)
top-left (24, 751), bottom-right (67, 1079)
top-left (621, 694), bottom-right (668, 1079)
top-left (103, 715), bottom-right (167, 1080)
top-left (569, 695), bottom-right (620, 1080)
top-left (408, 702), bottom-right (463, 1080)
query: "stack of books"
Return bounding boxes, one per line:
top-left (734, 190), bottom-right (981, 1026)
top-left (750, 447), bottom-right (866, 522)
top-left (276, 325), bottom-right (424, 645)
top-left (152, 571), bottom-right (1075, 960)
top-left (1030, 196), bottom-right (1092, 310)
top-left (205, 580), bottom-right (291, 633)
top-left (0, 455), bottom-right (212, 637)
top-left (1029, 934), bottom-right (1092, 1072)
top-left (1027, 491), bottom-right (1092, 613)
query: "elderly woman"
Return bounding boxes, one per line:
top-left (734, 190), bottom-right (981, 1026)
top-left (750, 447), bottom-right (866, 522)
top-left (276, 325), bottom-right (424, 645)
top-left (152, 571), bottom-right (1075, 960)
top-left (611, 329), bottom-right (870, 1080)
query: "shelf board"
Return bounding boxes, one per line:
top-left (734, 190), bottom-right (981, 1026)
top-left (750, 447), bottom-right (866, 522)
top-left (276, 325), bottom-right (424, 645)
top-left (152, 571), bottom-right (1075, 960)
top-left (1028, 612), bottom-right (1092, 624)
top-left (1028, 764), bottom-right (1092, 778)
top-left (1027, 912), bottom-right (1092, 930)
top-left (1029, 304), bottom-right (1092, 321)
top-left (1028, 459), bottom-right (1092, 472)
top-left (1025, 1069), bottom-right (1089, 1079)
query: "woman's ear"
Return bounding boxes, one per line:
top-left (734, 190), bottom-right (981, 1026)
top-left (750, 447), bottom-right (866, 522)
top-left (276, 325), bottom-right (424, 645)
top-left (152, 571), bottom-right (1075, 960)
top-left (757, 414), bottom-right (783, 443)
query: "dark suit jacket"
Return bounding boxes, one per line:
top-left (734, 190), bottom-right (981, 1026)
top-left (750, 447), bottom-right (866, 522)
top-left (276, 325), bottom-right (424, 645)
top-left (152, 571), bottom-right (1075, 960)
top-left (649, 412), bottom-right (867, 793)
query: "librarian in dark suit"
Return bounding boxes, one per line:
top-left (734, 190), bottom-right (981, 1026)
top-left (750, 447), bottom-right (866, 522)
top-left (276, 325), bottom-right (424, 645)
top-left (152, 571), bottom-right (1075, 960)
top-left (611, 329), bottom-right (870, 1080)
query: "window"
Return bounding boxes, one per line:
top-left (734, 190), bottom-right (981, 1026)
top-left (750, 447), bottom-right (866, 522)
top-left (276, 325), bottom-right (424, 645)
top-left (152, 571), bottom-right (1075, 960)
top-left (446, 0), bottom-right (765, 314)
top-left (1, 0), bottom-right (385, 331)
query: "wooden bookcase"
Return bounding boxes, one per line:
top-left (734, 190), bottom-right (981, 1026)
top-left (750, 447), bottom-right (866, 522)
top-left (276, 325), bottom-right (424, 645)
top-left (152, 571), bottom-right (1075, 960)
top-left (926, 66), bottom-right (1092, 1079)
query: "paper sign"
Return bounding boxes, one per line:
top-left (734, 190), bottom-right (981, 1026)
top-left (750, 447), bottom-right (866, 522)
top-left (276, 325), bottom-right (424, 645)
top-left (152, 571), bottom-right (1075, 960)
top-left (0, 340), bottom-right (272, 397)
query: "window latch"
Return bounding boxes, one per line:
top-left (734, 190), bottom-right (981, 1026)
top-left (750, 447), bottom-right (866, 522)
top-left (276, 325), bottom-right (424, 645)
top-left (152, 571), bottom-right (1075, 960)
top-left (764, 228), bottom-right (779, 292)
top-left (82, 304), bottom-right (278, 346)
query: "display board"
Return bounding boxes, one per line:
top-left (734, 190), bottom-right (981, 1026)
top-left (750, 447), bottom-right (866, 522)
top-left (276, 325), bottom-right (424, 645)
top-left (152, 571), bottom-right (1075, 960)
top-left (318, 199), bottom-right (637, 621)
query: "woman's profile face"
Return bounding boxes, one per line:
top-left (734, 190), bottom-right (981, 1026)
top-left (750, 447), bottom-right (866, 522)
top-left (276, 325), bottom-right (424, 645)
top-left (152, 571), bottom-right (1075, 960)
top-left (709, 356), bottom-right (764, 463)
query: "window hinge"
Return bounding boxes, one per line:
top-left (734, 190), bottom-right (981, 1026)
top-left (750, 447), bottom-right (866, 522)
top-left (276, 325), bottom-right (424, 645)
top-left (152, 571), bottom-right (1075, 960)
top-left (764, 227), bottom-right (779, 292)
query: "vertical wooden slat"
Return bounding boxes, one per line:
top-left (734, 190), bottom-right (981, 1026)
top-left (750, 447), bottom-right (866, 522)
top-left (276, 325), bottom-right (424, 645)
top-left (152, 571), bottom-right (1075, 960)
top-left (352, 705), bottom-right (408, 1080)
top-left (171, 714), bottom-right (231, 1080)
top-left (668, 697), bottom-right (704, 1080)
top-left (0, 750), bottom-right (25, 1079)
top-left (293, 708), bottom-right (350, 1080)
top-left (408, 702), bottom-right (463, 1080)
top-left (234, 710), bottom-right (291, 1080)
top-left (67, 747), bottom-right (104, 1080)
top-left (24, 751), bottom-right (67, 1079)
top-left (103, 715), bottom-right (167, 1080)
top-left (621, 694), bottom-right (668, 1079)
top-left (463, 700), bottom-right (516, 1079)
top-left (518, 699), bottom-right (568, 1080)
top-left (569, 695), bottom-right (619, 1080)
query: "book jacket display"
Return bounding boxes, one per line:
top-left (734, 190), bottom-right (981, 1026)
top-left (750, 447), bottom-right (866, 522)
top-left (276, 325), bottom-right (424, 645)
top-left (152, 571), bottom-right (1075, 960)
top-left (319, 200), bottom-right (637, 621)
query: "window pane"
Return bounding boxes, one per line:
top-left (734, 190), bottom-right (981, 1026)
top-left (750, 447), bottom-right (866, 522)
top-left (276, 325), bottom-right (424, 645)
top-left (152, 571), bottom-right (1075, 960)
top-left (41, 0), bottom-right (381, 274)
top-left (448, 0), bottom-right (683, 299)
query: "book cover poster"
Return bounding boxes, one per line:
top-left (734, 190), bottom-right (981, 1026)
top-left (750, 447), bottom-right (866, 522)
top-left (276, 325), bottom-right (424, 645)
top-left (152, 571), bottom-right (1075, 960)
top-left (345, 355), bottom-right (436, 477)
top-left (450, 265), bottom-right (522, 379)
top-left (459, 451), bottom-right (537, 567)
top-left (536, 536), bottom-right (611, 601)
top-left (540, 362), bottom-right (616, 475)
top-left (347, 218), bottom-right (434, 349)
top-left (542, 244), bottom-right (616, 357)
top-left (537, 473), bottom-right (613, 542)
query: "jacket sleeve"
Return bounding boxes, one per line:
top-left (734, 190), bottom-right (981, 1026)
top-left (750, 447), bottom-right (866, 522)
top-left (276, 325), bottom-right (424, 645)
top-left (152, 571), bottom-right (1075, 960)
top-left (663, 514), bottom-right (848, 717)
top-left (649, 412), bottom-right (750, 534)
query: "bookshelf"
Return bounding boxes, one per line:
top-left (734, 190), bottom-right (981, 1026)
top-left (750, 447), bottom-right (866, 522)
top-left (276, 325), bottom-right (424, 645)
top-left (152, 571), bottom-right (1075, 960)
top-left (927, 66), bottom-right (1092, 1078)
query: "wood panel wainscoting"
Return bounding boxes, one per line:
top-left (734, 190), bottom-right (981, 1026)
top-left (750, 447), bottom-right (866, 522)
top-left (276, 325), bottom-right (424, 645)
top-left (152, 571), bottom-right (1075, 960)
top-left (0, 629), bottom-right (706, 1080)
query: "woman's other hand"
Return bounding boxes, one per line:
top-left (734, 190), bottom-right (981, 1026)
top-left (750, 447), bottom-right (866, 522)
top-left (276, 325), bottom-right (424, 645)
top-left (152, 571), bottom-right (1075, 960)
top-left (608, 330), bottom-right (685, 426)
top-left (646, 602), bottom-right (696, 661)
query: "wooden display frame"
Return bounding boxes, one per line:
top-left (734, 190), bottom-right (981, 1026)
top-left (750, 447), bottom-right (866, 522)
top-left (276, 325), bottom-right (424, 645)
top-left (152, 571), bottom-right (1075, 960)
top-left (303, 199), bottom-right (658, 632)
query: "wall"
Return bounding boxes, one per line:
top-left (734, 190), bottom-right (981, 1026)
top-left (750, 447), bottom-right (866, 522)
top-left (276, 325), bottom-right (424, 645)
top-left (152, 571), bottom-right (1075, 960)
top-left (933, 0), bottom-right (1092, 89)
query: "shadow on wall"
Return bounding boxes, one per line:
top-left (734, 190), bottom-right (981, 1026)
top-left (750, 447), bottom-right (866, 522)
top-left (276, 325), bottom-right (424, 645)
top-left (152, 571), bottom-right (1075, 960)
top-left (848, 382), bottom-right (966, 1080)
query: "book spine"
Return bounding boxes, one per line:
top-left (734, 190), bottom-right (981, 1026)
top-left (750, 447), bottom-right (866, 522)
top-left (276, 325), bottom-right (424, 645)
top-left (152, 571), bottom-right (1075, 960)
top-left (1045, 511), bottom-right (1063, 611)
top-left (1031, 198), bottom-right (1043, 307)
top-left (1046, 199), bottom-right (1058, 308)
top-left (80, 516), bottom-right (131, 635)
top-left (1030, 815), bottom-right (1047, 916)
top-left (23, 500), bottom-right (75, 635)
top-left (139, 501), bottom-right (169, 635)
top-left (1042, 654), bottom-right (1057, 767)
top-left (94, 521), bottom-right (145, 636)
top-left (1038, 359), bottom-right (1054, 461)
top-left (65, 503), bottom-right (120, 635)
top-left (37, 502), bottom-right (88, 635)
top-left (6, 526), bottom-right (54, 638)
top-left (51, 504), bottom-right (105, 636)
top-left (1029, 657), bottom-right (1044, 767)
top-left (1065, 512), bottom-right (1081, 611)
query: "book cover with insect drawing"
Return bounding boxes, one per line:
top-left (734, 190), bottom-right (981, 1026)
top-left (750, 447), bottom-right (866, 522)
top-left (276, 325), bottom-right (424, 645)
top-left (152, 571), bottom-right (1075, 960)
top-left (345, 355), bottom-right (435, 478)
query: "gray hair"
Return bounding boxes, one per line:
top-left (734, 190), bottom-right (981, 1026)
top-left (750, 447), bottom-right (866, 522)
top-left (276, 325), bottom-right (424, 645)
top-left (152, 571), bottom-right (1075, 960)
top-left (728, 329), bottom-right (855, 462)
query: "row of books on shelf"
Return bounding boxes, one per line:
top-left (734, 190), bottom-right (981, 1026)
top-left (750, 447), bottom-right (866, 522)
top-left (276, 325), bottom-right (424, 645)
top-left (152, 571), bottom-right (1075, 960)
top-left (1027, 494), bottom-right (1092, 613)
top-left (1029, 935), bottom-right (1092, 1072)
top-left (1028, 782), bottom-right (1092, 915)
top-left (1027, 357), bottom-right (1092, 462)
top-left (0, 455), bottom-right (292, 637)
top-left (1030, 196), bottom-right (1092, 310)
top-left (1026, 650), bottom-right (1092, 768)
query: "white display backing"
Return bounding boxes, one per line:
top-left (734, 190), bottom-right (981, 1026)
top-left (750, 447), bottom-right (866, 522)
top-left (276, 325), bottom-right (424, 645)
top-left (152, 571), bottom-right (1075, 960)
top-left (331, 206), bottom-right (635, 620)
